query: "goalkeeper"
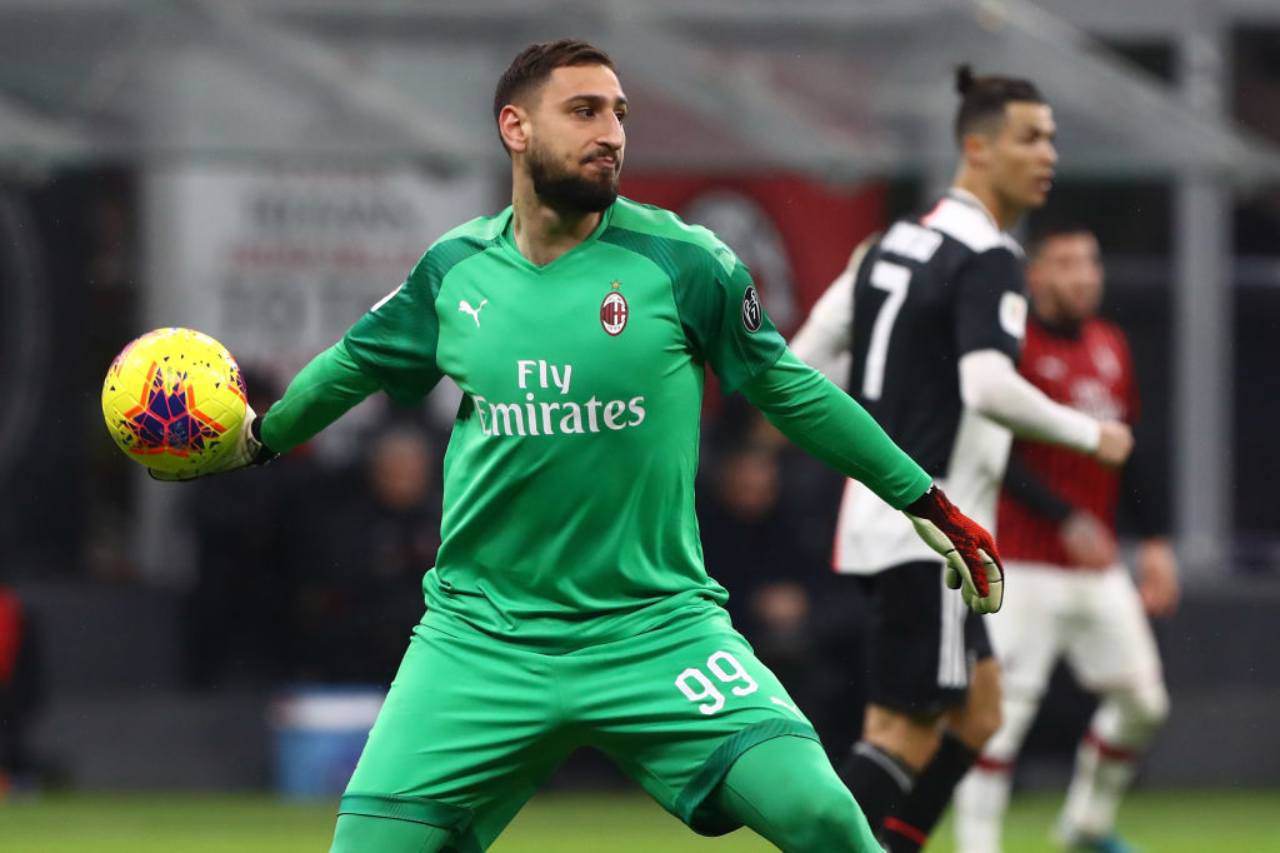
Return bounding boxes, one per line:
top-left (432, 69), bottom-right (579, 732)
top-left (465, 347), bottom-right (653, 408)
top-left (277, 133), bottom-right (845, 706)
top-left (179, 40), bottom-right (1002, 853)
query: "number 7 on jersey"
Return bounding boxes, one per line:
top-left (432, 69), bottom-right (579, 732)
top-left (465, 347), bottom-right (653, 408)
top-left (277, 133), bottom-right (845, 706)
top-left (861, 260), bottom-right (911, 401)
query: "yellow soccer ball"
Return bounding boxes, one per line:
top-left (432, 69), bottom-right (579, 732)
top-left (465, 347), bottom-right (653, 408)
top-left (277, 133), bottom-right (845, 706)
top-left (101, 328), bottom-right (248, 476)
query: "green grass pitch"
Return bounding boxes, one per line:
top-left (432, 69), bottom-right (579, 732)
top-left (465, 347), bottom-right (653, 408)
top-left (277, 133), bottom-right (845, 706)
top-left (3, 789), bottom-right (1277, 851)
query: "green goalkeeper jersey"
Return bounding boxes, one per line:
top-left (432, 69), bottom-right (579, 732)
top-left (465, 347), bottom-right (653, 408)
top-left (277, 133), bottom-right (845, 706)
top-left (263, 197), bottom-right (930, 649)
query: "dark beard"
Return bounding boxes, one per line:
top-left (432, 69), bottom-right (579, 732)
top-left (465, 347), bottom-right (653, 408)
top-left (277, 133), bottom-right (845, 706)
top-left (529, 146), bottom-right (619, 214)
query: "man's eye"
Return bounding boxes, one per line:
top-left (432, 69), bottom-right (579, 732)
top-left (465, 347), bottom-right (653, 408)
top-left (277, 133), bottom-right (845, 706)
top-left (615, 111), bottom-right (627, 123)
top-left (575, 107), bottom-right (594, 118)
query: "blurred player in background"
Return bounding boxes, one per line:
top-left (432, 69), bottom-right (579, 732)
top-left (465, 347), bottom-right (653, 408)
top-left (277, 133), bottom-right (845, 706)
top-left (290, 423), bottom-right (442, 684)
top-left (953, 225), bottom-right (1178, 853)
top-left (161, 39), bottom-right (1006, 852)
top-left (791, 67), bottom-right (1133, 852)
top-left (0, 588), bottom-right (45, 796)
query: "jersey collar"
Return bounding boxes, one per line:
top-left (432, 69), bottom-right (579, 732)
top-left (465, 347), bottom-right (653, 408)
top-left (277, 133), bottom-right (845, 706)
top-left (945, 188), bottom-right (1002, 230)
top-left (497, 203), bottom-right (616, 274)
top-left (944, 187), bottom-right (1024, 255)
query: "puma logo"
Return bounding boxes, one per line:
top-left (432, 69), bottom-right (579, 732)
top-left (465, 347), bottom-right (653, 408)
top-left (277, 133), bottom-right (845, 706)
top-left (458, 299), bottom-right (488, 328)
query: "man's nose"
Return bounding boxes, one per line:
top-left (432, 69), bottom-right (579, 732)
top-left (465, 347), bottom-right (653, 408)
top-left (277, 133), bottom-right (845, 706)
top-left (599, 115), bottom-right (624, 150)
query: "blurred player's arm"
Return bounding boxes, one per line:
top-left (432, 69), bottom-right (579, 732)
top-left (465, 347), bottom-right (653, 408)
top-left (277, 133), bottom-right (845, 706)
top-left (1134, 536), bottom-right (1179, 616)
top-left (789, 235), bottom-right (876, 380)
top-left (1131, 536), bottom-right (1178, 615)
top-left (1004, 431), bottom-right (1179, 612)
top-left (1117, 384), bottom-right (1180, 616)
top-left (1004, 452), bottom-right (1117, 568)
top-left (953, 246), bottom-right (1130, 465)
top-left (959, 349), bottom-right (1132, 464)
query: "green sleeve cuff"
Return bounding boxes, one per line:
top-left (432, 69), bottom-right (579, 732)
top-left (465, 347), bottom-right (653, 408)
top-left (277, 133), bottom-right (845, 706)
top-left (741, 349), bottom-right (932, 510)
top-left (259, 340), bottom-right (381, 454)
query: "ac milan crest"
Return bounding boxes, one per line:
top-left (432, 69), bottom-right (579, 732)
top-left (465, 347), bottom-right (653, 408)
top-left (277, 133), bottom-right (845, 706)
top-left (601, 289), bottom-right (629, 336)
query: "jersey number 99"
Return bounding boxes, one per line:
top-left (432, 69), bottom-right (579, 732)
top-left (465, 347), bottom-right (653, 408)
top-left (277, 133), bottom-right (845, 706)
top-left (674, 651), bottom-right (760, 715)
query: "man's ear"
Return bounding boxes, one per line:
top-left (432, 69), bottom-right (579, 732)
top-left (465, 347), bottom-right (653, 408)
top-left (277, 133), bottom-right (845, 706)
top-left (499, 104), bottom-right (530, 154)
top-left (962, 130), bottom-right (992, 170)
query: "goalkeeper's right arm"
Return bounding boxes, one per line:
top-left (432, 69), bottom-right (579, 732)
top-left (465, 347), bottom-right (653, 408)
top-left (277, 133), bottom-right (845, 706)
top-left (258, 340), bottom-right (381, 454)
top-left (152, 340), bottom-right (379, 482)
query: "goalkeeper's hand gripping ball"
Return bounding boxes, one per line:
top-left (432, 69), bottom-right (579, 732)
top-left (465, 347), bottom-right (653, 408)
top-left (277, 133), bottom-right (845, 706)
top-left (101, 327), bottom-right (276, 480)
top-left (147, 403), bottom-right (276, 482)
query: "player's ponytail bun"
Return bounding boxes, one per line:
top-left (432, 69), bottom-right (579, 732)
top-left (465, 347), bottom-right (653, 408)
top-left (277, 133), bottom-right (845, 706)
top-left (952, 65), bottom-right (1042, 145)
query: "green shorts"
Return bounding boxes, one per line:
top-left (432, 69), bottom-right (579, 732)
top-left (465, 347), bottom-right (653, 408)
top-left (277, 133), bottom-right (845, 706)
top-left (337, 609), bottom-right (819, 850)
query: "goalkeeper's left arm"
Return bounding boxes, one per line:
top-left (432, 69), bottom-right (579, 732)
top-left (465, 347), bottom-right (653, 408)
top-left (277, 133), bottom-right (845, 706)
top-left (741, 348), bottom-right (1004, 614)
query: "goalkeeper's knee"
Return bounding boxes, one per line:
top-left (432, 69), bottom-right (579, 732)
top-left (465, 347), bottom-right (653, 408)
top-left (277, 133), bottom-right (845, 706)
top-left (766, 783), bottom-right (868, 852)
top-left (716, 736), bottom-right (880, 852)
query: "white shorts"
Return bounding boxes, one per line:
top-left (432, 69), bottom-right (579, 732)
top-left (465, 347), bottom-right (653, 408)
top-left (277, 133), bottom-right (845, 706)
top-left (985, 561), bottom-right (1163, 696)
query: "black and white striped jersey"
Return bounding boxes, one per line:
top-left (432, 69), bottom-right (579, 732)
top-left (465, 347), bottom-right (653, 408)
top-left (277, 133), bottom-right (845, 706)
top-left (792, 189), bottom-right (1028, 574)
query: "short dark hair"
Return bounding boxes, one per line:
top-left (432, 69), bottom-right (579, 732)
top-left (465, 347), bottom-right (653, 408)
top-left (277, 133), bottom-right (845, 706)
top-left (1026, 221), bottom-right (1095, 259)
top-left (493, 39), bottom-right (615, 150)
top-left (953, 64), bottom-right (1044, 145)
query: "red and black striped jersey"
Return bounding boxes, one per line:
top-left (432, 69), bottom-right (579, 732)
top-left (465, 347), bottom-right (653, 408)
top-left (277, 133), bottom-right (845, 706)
top-left (997, 315), bottom-right (1137, 567)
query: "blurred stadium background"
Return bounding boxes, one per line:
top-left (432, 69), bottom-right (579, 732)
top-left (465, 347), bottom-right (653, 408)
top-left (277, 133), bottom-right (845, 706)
top-left (2, 0), bottom-right (1279, 849)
